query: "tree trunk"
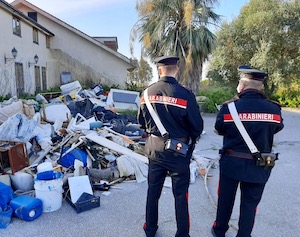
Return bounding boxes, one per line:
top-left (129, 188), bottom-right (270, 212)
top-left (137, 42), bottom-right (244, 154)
top-left (188, 67), bottom-right (202, 95)
top-left (178, 64), bottom-right (202, 95)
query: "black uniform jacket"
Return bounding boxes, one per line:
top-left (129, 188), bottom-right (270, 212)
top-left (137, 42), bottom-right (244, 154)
top-left (138, 76), bottom-right (203, 141)
top-left (215, 89), bottom-right (284, 183)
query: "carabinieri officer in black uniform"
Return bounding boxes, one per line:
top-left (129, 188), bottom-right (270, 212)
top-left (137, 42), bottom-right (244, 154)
top-left (138, 55), bottom-right (203, 237)
top-left (211, 66), bottom-right (284, 237)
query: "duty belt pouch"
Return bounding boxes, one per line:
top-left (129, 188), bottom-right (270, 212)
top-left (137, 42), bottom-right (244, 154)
top-left (257, 153), bottom-right (278, 168)
top-left (164, 139), bottom-right (189, 157)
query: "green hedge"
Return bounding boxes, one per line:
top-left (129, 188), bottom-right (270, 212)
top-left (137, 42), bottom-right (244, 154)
top-left (274, 89), bottom-right (300, 108)
top-left (198, 87), bottom-right (235, 113)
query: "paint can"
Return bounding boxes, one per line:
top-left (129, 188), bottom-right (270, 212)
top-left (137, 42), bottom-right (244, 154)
top-left (34, 171), bottom-right (63, 212)
top-left (37, 162), bottom-right (53, 173)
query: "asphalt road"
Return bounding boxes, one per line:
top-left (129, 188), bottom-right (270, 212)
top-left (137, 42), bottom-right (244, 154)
top-left (1, 109), bottom-right (299, 237)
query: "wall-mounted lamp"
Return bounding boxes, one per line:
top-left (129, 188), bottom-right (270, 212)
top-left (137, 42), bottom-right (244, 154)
top-left (28, 54), bottom-right (39, 67)
top-left (4, 47), bottom-right (18, 64)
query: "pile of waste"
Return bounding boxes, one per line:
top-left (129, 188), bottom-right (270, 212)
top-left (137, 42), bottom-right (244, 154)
top-left (0, 81), bottom-right (211, 228)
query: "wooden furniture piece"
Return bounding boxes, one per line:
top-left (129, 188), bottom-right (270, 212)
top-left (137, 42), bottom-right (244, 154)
top-left (0, 140), bottom-right (27, 174)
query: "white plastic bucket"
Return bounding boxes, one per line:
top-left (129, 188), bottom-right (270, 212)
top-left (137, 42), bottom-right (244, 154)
top-left (37, 162), bottom-right (53, 173)
top-left (34, 171), bottom-right (63, 213)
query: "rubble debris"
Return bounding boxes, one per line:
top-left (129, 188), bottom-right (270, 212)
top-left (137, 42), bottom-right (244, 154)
top-left (59, 147), bottom-right (88, 169)
top-left (0, 99), bottom-right (23, 124)
top-left (116, 155), bottom-right (148, 183)
top-left (60, 80), bottom-right (82, 96)
top-left (106, 89), bottom-right (140, 110)
top-left (40, 103), bottom-right (71, 123)
top-left (85, 132), bottom-right (148, 164)
top-left (88, 167), bottom-right (119, 183)
top-left (0, 80), bottom-right (211, 228)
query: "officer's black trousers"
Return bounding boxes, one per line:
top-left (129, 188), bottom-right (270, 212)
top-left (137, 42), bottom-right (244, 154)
top-left (144, 153), bottom-right (190, 237)
top-left (214, 174), bottom-right (266, 237)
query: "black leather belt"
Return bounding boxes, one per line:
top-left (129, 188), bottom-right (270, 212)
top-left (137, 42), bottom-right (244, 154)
top-left (174, 137), bottom-right (189, 143)
top-left (150, 135), bottom-right (189, 143)
top-left (222, 149), bottom-right (255, 160)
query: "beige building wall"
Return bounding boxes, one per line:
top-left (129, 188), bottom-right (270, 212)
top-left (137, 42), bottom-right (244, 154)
top-left (0, 6), bottom-right (48, 97)
top-left (16, 3), bottom-right (133, 89)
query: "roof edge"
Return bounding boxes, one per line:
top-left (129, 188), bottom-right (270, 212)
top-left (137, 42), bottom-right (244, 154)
top-left (10, 0), bottom-right (134, 66)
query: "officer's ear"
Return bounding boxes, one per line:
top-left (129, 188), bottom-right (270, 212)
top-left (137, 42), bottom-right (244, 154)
top-left (237, 80), bottom-right (244, 93)
top-left (158, 67), bottom-right (163, 76)
top-left (175, 65), bottom-right (179, 76)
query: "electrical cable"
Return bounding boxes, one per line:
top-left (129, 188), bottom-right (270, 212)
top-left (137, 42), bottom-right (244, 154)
top-left (203, 156), bottom-right (239, 232)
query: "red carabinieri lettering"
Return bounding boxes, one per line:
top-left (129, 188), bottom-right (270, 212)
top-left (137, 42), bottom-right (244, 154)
top-left (224, 113), bottom-right (281, 123)
top-left (141, 96), bottom-right (187, 109)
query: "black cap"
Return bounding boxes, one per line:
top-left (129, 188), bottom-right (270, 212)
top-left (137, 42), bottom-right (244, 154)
top-left (238, 65), bottom-right (267, 81)
top-left (154, 55), bottom-right (179, 66)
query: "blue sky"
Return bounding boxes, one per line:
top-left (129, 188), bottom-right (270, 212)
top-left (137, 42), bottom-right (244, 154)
top-left (7, 0), bottom-right (249, 59)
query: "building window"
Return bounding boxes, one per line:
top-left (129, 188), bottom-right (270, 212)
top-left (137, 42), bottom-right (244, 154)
top-left (28, 12), bottom-right (37, 22)
top-left (33, 28), bottom-right (39, 44)
top-left (42, 67), bottom-right (47, 90)
top-left (34, 66), bottom-right (41, 92)
top-left (12, 17), bottom-right (21, 36)
top-left (46, 35), bottom-right (50, 48)
top-left (15, 63), bottom-right (24, 96)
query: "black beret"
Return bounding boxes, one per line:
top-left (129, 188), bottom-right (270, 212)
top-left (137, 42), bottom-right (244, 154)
top-left (238, 65), bottom-right (267, 81)
top-left (154, 55), bottom-right (179, 66)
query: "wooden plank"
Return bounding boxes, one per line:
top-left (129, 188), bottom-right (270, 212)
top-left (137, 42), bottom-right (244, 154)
top-left (85, 132), bottom-right (148, 164)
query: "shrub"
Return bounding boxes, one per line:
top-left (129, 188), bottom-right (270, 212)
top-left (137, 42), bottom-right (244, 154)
top-left (275, 88), bottom-right (300, 108)
top-left (198, 87), bottom-right (235, 113)
top-left (101, 84), bottom-right (120, 92)
top-left (0, 95), bottom-right (11, 102)
top-left (116, 109), bottom-right (138, 117)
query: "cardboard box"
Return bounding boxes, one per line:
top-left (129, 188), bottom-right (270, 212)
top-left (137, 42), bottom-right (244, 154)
top-left (66, 192), bottom-right (100, 213)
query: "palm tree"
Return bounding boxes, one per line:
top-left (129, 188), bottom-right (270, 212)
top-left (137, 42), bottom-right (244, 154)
top-left (131, 0), bottom-right (220, 94)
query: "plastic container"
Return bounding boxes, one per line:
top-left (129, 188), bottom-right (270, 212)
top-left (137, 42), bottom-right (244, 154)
top-left (93, 85), bottom-right (103, 96)
top-left (59, 148), bottom-right (87, 168)
top-left (60, 81), bottom-right (81, 94)
top-left (0, 182), bottom-right (14, 206)
top-left (0, 206), bottom-right (13, 229)
top-left (10, 171), bottom-right (34, 192)
top-left (0, 174), bottom-right (11, 186)
top-left (9, 196), bottom-right (43, 221)
top-left (34, 171), bottom-right (63, 212)
top-left (66, 192), bottom-right (100, 214)
top-left (37, 162), bottom-right (53, 173)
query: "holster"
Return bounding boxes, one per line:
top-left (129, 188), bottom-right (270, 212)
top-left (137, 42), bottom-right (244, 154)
top-left (256, 153), bottom-right (279, 168)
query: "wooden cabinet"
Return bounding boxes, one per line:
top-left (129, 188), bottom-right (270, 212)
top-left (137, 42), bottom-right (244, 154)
top-left (0, 141), bottom-right (27, 174)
